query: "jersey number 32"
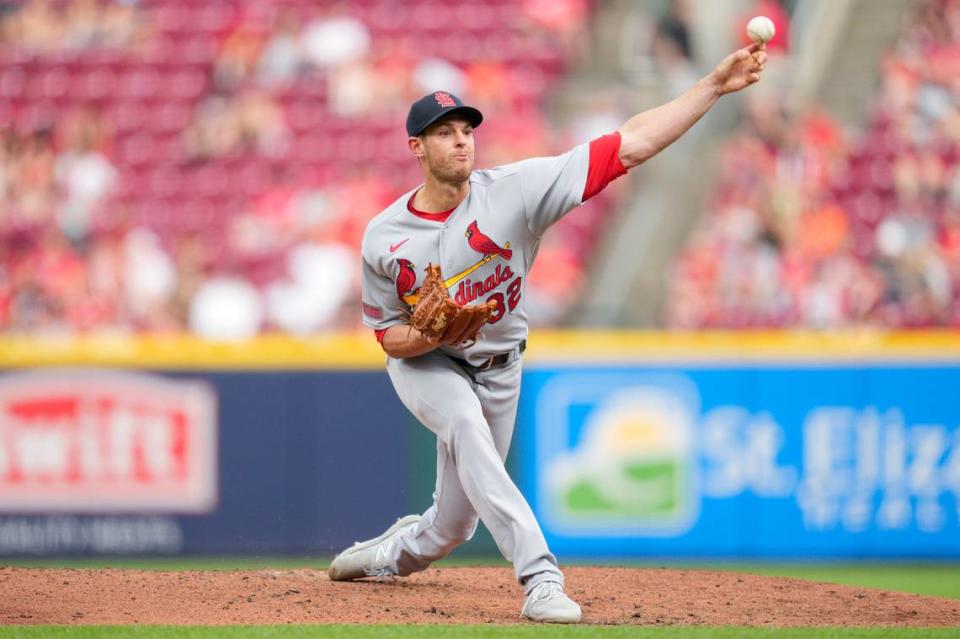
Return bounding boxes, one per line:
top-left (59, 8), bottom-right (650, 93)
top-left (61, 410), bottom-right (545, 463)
top-left (486, 276), bottom-right (522, 324)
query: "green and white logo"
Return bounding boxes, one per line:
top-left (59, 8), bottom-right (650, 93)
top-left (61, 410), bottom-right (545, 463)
top-left (536, 376), bottom-right (699, 536)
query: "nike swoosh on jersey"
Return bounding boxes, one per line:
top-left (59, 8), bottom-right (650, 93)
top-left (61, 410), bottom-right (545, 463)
top-left (389, 238), bottom-right (410, 253)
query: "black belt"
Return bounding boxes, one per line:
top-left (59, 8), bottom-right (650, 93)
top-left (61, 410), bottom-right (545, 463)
top-left (450, 339), bottom-right (526, 372)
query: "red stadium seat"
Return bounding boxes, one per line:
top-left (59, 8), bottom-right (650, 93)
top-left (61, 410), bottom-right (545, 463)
top-left (118, 68), bottom-right (162, 100)
top-left (108, 100), bottom-right (150, 133)
top-left (72, 68), bottom-right (118, 102)
top-left (455, 3), bottom-right (497, 31)
top-left (115, 131), bottom-right (156, 166)
top-left (0, 68), bottom-right (26, 100)
top-left (152, 100), bottom-right (194, 135)
top-left (147, 166), bottom-right (184, 199)
top-left (171, 36), bottom-right (219, 67)
top-left (15, 102), bottom-right (58, 132)
top-left (193, 4), bottom-right (237, 34)
top-left (367, 2), bottom-right (409, 33)
top-left (188, 164), bottom-right (233, 199)
top-left (168, 69), bottom-right (208, 101)
top-left (28, 68), bottom-right (70, 100)
top-left (153, 3), bottom-right (192, 34)
top-left (0, 102), bottom-right (12, 128)
top-left (286, 98), bottom-right (327, 132)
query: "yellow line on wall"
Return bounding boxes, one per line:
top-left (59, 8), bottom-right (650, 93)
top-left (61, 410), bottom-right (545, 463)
top-left (524, 330), bottom-right (960, 363)
top-left (1, 330), bottom-right (960, 369)
top-left (0, 333), bottom-right (386, 370)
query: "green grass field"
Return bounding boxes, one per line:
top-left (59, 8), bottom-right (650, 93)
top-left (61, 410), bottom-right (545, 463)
top-left (3, 558), bottom-right (958, 638)
top-left (706, 563), bottom-right (960, 600)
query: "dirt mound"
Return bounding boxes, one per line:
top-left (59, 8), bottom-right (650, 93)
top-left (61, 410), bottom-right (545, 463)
top-left (3, 566), bottom-right (957, 626)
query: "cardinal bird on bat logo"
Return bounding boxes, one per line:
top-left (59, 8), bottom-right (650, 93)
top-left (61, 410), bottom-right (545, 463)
top-left (465, 221), bottom-right (512, 260)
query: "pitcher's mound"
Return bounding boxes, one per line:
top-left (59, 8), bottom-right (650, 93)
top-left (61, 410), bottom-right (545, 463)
top-left (3, 566), bottom-right (957, 626)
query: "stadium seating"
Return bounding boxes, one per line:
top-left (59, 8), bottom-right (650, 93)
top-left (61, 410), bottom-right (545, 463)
top-left (1, 0), bottom-right (617, 335)
top-left (667, 0), bottom-right (960, 329)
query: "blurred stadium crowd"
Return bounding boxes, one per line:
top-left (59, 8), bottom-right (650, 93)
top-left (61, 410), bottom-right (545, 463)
top-left (0, 0), bottom-right (620, 338)
top-left (1, 0), bottom-right (958, 337)
top-left (667, 0), bottom-right (960, 328)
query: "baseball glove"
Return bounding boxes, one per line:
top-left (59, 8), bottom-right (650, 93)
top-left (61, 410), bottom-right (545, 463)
top-left (411, 264), bottom-right (498, 344)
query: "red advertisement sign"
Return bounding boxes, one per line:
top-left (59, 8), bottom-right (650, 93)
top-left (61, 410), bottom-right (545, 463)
top-left (0, 371), bottom-right (217, 513)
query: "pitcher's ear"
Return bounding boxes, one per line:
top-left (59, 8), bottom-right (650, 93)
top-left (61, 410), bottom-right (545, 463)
top-left (409, 136), bottom-right (425, 159)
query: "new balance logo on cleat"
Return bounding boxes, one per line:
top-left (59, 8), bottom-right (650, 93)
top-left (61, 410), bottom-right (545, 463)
top-left (327, 515), bottom-right (420, 582)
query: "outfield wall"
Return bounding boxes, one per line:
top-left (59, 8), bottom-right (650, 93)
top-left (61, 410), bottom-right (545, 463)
top-left (0, 331), bottom-right (958, 558)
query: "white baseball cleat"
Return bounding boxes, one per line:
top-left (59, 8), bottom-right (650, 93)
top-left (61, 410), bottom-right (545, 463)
top-left (327, 514), bottom-right (420, 581)
top-left (521, 581), bottom-right (582, 623)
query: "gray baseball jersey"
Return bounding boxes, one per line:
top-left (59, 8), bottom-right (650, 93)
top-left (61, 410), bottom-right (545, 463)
top-left (360, 143), bottom-right (590, 364)
top-left (346, 133), bottom-right (627, 594)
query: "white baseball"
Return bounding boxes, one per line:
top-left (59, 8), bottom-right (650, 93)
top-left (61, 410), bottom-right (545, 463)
top-left (746, 16), bottom-right (775, 44)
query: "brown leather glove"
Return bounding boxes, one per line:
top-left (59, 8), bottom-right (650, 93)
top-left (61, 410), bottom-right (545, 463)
top-left (410, 264), bottom-right (498, 344)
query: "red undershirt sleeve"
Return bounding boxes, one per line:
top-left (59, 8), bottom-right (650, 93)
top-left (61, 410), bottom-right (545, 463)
top-left (374, 329), bottom-right (387, 346)
top-left (582, 132), bottom-right (628, 202)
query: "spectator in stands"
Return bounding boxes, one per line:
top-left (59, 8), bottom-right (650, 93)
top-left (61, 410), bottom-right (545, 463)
top-left (2, 0), bottom-right (64, 52)
top-left (64, 0), bottom-right (102, 49)
top-left (568, 92), bottom-right (628, 144)
top-left (521, 0), bottom-right (588, 55)
top-left (525, 236), bottom-right (585, 324)
top-left (99, 0), bottom-right (142, 48)
top-left (184, 90), bottom-right (288, 160)
top-left (301, 4), bottom-right (370, 70)
top-left (1, 0), bottom-right (144, 52)
top-left (256, 8), bottom-right (305, 87)
top-left (169, 234), bottom-right (210, 330)
top-left (412, 58), bottom-right (466, 100)
top-left (669, 0), bottom-right (960, 329)
top-left (234, 90), bottom-right (289, 157)
top-left (368, 42), bottom-right (418, 114)
top-left (183, 95), bottom-right (239, 160)
top-left (213, 5), bottom-right (267, 90)
top-left (265, 242), bottom-right (356, 335)
top-left (328, 58), bottom-right (377, 117)
top-left (651, 1), bottom-right (698, 96)
top-left (189, 274), bottom-right (263, 340)
top-left (656, 0), bottom-right (693, 60)
top-left (55, 109), bottom-right (118, 242)
top-left (464, 60), bottom-right (510, 111)
top-left (8, 128), bottom-right (57, 227)
top-left (122, 227), bottom-right (178, 331)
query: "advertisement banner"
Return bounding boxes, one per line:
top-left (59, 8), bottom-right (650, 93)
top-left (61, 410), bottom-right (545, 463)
top-left (519, 365), bottom-right (960, 557)
top-left (4, 333), bottom-right (960, 558)
top-left (0, 371), bottom-right (217, 513)
top-left (0, 368), bottom-right (414, 556)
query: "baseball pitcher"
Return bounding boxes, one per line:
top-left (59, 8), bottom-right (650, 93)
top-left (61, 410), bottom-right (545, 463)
top-left (329, 43), bottom-right (768, 623)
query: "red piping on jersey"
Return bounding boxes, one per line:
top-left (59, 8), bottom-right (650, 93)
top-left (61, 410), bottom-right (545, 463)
top-left (407, 190), bottom-right (456, 222)
top-left (583, 132), bottom-right (628, 202)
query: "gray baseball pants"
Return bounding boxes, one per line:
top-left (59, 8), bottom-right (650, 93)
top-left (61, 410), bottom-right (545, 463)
top-left (384, 348), bottom-right (563, 594)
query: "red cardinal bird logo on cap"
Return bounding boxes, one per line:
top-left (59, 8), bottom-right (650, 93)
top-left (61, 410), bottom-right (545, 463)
top-left (396, 258), bottom-right (417, 299)
top-left (465, 221), bottom-right (512, 261)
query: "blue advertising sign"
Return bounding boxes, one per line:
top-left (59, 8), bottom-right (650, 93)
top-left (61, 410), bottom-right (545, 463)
top-left (519, 365), bottom-right (960, 558)
top-left (0, 368), bottom-right (415, 556)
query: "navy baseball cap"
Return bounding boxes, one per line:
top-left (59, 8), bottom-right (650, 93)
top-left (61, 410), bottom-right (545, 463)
top-left (406, 91), bottom-right (483, 137)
